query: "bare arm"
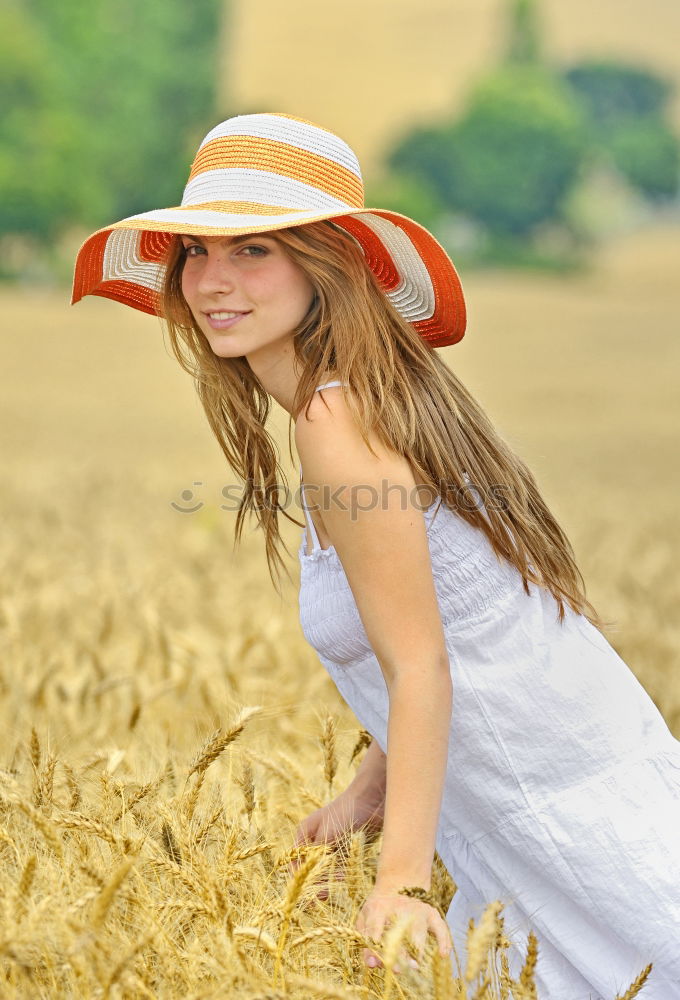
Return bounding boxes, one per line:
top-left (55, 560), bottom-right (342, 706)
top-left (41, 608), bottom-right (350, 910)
top-left (376, 671), bottom-right (452, 891)
top-left (349, 737), bottom-right (387, 799)
top-left (296, 391), bottom-right (452, 894)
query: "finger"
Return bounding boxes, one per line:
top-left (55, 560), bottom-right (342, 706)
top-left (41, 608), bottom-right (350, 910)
top-left (362, 939), bottom-right (383, 968)
top-left (361, 923), bottom-right (385, 968)
top-left (392, 949), bottom-right (417, 974)
top-left (429, 915), bottom-right (453, 957)
top-left (293, 822), bottom-right (317, 849)
top-left (406, 928), bottom-right (428, 964)
top-left (361, 930), bottom-right (383, 962)
top-left (394, 917), bottom-right (428, 973)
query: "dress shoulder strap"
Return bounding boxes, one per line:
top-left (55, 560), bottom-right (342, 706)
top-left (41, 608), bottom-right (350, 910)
top-left (314, 380), bottom-right (345, 391)
top-left (299, 462), bottom-right (321, 551)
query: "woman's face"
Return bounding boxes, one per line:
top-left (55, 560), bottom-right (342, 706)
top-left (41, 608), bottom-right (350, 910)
top-left (179, 233), bottom-right (315, 362)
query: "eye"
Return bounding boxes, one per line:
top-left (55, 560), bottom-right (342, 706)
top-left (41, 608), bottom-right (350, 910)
top-left (182, 243), bottom-right (206, 257)
top-left (238, 244), bottom-right (269, 257)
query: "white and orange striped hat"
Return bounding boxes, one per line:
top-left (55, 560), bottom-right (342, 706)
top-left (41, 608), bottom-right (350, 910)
top-left (72, 112), bottom-right (466, 348)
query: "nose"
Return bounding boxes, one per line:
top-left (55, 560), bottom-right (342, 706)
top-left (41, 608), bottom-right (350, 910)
top-left (196, 248), bottom-right (236, 297)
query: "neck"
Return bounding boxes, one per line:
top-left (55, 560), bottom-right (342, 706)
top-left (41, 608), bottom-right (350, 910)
top-left (245, 340), bottom-right (301, 417)
top-left (245, 343), bottom-right (338, 421)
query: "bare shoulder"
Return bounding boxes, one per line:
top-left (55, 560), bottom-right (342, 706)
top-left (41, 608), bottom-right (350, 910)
top-left (294, 386), bottom-right (406, 482)
top-left (295, 385), bottom-right (356, 439)
top-left (295, 386), bottom-right (447, 681)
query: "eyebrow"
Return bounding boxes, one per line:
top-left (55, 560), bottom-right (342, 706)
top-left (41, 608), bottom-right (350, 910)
top-left (179, 233), bottom-right (275, 245)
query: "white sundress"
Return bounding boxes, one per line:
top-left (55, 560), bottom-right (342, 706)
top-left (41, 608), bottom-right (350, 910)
top-left (297, 380), bottom-right (680, 1000)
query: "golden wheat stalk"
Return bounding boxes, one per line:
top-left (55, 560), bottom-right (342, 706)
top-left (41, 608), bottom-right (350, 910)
top-left (103, 930), bottom-right (156, 998)
top-left (274, 850), bottom-right (328, 982)
top-left (13, 853), bottom-right (37, 924)
top-left (431, 945), bottom-right (459, 1000)
top-left (615, 963), bottom-right (654, 1000)
top-left (472, 976), bottom-right (493, 999)
top-left (53, 809), bottom-right (139, 854)
top-left (321, 713), bottom-right (338, 793)
top-left (290, 924), bottom-right (368, 949)
top-left (29, 727), bottom-right (41, 771)
top-left (112, 776), bottom-right (161, 823)
top-left (228, 841), bottom-right (274, 864)
top-left (150, 855), bottom-right (206, 898)
top-left (465, 900), bottom-right (504, 982)
top-left (39, 752), bottom-right (57, 814)
top-left (248, 749), bottom-right (323, 809)
top-left (195, 804), bottom-right (224, 847)
top-left (235, 758), bottom-right (256, 823)
top-left (0, 826), bottom-right (19, 861)
top-left (380, 912), bottom-right (418, 1000)
top-left (91, 858), bottom-right (135, 928)
top-left (67, 886), bottom-right (102, 914)
top-left (159, 898), bottom-right (214, 919)
top-left (518, 930), bottom-right (539, 999)
top-left (282, 969), bottom-right (371, 998)
top-left (499, 950), bottom-right (512, 999)
top-left (275, 748), bottom-right (310, 788)
top-left (173, 835), bottom-right (229, 919)
top-left (350, 729), bottom-right (373, 765)
top-left (60, 762), bottom-right (81, 811)
top-left (187, 705), bottom-right (262, 779)
top-left (181, 767), bottom-right (207, 823)
top-left (160, 819), bottom-right (182, 865)
top-left (232, 925), bottom-right (278, 954)
top-left (5, 793), bottom-right (65, 862)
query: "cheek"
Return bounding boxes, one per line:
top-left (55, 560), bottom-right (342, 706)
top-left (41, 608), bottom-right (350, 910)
top-left (180, 267), bottom-right (193, 302)
top-left (288, 268), bottom-right (315, 314)
top-left (180, 267), bottom-right (200, 315)
top-left (252, 265), bottom-right (313, 314)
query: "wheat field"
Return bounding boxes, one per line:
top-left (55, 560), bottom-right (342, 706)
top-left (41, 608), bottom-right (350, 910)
top-left (1, 223), bottom-right (678, 997)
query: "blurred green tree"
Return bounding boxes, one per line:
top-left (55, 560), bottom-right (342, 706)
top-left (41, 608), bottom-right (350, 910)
top-left (389, 66), bottom-right (587, 238)
top-left (606, 120), bottom-right (679, 200)
top-left (504, 0), bottom-right (542, 66)
top-left (564, 61), bottom-right (672, 125)
top-left (0, 5), bottom-right (88, 237)
top-left (563, 60), bottom-right (679, 201)
top-left (0, 0), bottom-right (220, 239)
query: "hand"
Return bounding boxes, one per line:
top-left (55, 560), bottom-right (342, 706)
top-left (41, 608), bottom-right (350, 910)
top-left (355, 886), bottom-right (452, 974)
top-left (289, 785), bottom-right (385, 897)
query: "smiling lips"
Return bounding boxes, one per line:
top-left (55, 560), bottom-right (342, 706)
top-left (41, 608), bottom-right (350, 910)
top-left (204, 310), bottom-right (251, 330)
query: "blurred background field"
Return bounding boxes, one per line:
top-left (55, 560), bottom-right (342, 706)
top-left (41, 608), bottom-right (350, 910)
top-left (1, 0), bottom-right (679, 996)
top-left (1, 220), bottom-right (679, 995)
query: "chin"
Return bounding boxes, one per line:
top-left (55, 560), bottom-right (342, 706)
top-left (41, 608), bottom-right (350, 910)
top-left (210, 345), bottom-right (246, 359)
top-left (202, 332), bottom-right (245, 356)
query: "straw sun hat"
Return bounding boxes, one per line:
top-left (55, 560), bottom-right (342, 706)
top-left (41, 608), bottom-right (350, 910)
top-left (72, 112), bottom-right (466, 348)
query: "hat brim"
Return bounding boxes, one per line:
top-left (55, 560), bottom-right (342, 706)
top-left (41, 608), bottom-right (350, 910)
top-left (71, 206), bottom-right (466, 348)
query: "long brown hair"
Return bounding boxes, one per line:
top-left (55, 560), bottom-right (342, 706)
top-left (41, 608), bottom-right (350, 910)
top-left (161, 220), bottom-right (603, 628)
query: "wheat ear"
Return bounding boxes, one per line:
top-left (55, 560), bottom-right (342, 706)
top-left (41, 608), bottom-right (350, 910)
top-left (187, 705), bottom-right (262, 779)
top-left (614, 964), bottom-right (653, 1000)
top-left (465, 900), bottom-right (503, 982)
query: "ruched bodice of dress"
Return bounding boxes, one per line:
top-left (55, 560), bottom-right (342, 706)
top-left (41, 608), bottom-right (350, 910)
top-left (300, 491), bottom-right (524, 664)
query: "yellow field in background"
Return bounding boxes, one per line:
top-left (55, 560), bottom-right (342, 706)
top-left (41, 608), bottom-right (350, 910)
top-left (1, 224), bottom-right (678, 996)
top-left (225, 0), bottom-right (680, 174)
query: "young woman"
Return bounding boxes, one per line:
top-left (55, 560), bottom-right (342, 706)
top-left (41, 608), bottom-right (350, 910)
top-left (73, 112), bottom-right (680, 998)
